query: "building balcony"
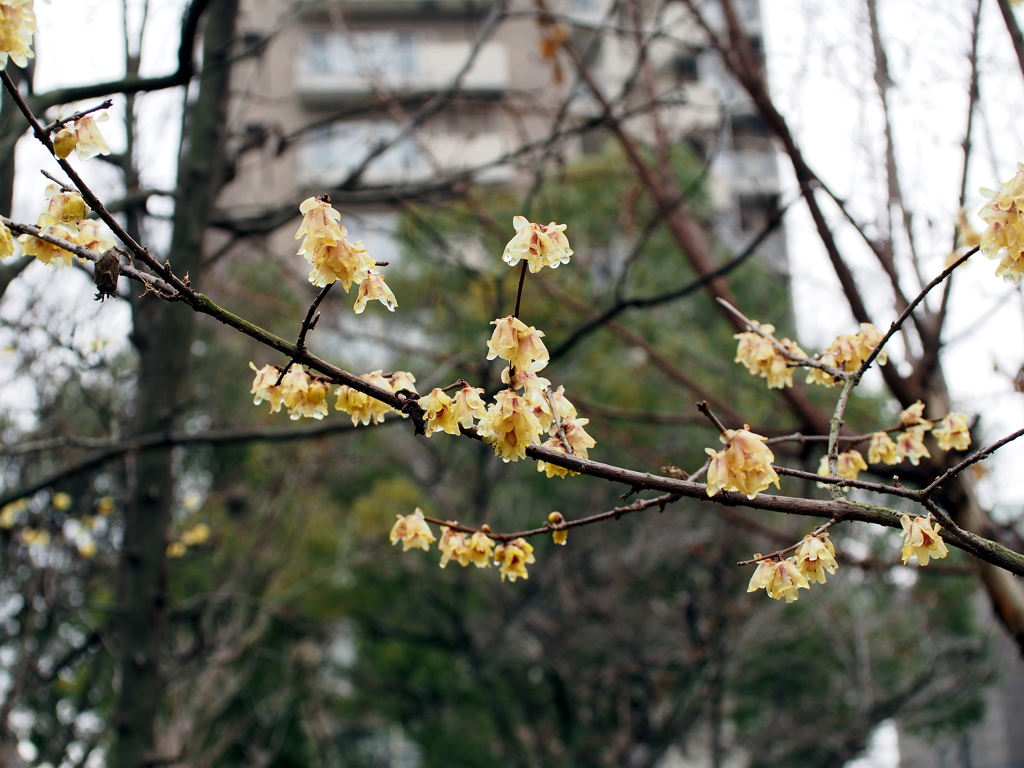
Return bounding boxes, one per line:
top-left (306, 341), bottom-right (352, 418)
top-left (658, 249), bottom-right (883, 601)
top-left (295, 32), bottom-right (509, 105)
top-left (297, 120), bottom-right (514, 188)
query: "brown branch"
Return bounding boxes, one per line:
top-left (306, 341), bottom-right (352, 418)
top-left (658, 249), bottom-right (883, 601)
top-left (42, 100), bottom-right (113, 133)
top-left (996, 0), bottom-right (1024, 81)
top-left (0, 418), bottom-right (398, 509)
top-left (1, 217), bottom-right (177, 298)
top-left (29, 0), bottom-right (211, 110)
top-left (920, 427), bottom-right (1024, 498)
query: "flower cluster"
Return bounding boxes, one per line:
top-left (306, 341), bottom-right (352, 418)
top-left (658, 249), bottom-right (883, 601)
top-left (816, 450), bottom-right (868, 484)
top-left (0, 0), bottom-right (36, 68)
top-left (733, 325), bottom-right (808, 389)
top-left (13, 186), bottom-right (115, 268)
top-left (294, 196), bottom-right (395, 312)
top-left (418, 385), bottom-right (487, 437)
top-left (479, 313), bottom-right (595, 467)
top-left (53, 113), bottom-right (111, 161)
top-left (805, 323), bottom-right (888, 387)
top-left (705, 427), bottom-right (780, 500)
top-left (979, 164), bottom-right (1024, 283)
top-left (502, 215), bottom-right (573, 273)
top-left (747, 533), bottom-right (838, 603)
top-left (335, 369), bottom-right (417, 426)
top-left (390, 512), bottom-right (540, 582)
top-left (167, 523), bottom-right (212, 559)
top-left (249, 363), bottom-right (332, 420)
top-left (899, 515), bottom-right (949, 566)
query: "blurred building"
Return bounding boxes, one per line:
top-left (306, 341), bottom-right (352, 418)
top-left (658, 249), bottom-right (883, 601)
top-left (225, 0), bottom-right (785, 269)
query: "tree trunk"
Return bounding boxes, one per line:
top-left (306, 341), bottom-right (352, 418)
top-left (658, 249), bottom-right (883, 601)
top-left (109, 1), bottom-right (238, 764)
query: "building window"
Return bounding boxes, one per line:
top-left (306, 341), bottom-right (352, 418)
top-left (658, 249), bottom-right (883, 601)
top-left (300, 121), bottom-right (427, 186)
top-left (738, 193), bottom-right (780, 233)
top-left (303, 30), bottom-right (418, 78)
top-left (730, 113), bottom-right (770, 152)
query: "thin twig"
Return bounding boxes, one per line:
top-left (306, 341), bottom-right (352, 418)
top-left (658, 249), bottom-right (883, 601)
top-left (919, 426), bottom-right (1024, 498)
top-left (42, 100), bottom-right (113, 133)
top-left (735, 517), bottom-right (840, 566)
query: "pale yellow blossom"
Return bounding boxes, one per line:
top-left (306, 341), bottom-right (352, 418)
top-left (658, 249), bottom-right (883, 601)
top-left (486, 316), bottom-right (549, 373)
top-left (167, 541), bottom-right (187, 558)
top-left (896, 425), bottom-right (931, 466)
top-left (438, 525), bottom-right (472, 568)
top-left (54, 113), bottom-right (111, 161)
top-left (979, 164), bottom-right (1024, 283)
top-left (477, 389), bottom-right (544, 462)
top-left (794, 534), bottom-right (838, 585)
top-left (73, 219), bottom-right (116, 254)
top-left (494, 537), bottom-right (535, 582)
top-left (733, 325), bottom-right (807, 389)
top-left (335, 371), bottom-right (394, 426)
top-left (899, 515), bottom-right (949, 566)
top-left (705, 428), bottom-right (780, 500)
top-left (467, 527), bottom-right (495, 567)
top-left (746, 557), bottom-right (809, 603)
top-left (867, 432), bottom-right (900, 465)
top-left (450, 386), bottom-right (488, 428)
top-left (0, 222), bottom-right (13, 260)
top-left (898, 400), bottom-right (933, 429)
top-left (932, 412), bottom-right (971, 452)
top-left (353, 270), bottom-right (397, 313)
top-left (0, 0), bottom-right (37, 68)
top-left (250, 362), bottom-right (286, 413)
top-left (548, 511), bottom-right (568, 545)
top-left (51, 492), bottom-right (72, 511)
top-left (389, 508), bottom-right (437, 552)
top-left (181, 523), bottom-right (211, 546)
top-left (502, 215), bottom-right (573, 272)
top-left (419, 388), bottom-right (459, 436)
top-left (536, 437), bottom-right (578, 478)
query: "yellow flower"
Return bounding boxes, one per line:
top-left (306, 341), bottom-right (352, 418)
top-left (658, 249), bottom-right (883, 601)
top-left (536, 437), bottom-right (577, 478)
top-left (73, 219), bottom-right (116, 254)
top-left (477, 389), bottom-right (544, 462)
top-left (54, 114), bottom-right (111, 161)
top-left (932, 412), bottom-right (971, 452)
top-left (705, 428), bottom-right (780, 500)
top-left (502, 215), bottom-right (573, 273)
top-left (166, 541), bottom-right (187, 558)
top-left (353, 270), bottom-right (397, 313)
top-left (834, 450), bottom-right (868, 480)
top-left (0, 0), bottom-right (37, 68)
top-left (70, 114), bottom-right (111, 160)
top-left (467, 527), bottom-right (495, 567)
top-left (898, 400), bottom-right (933, 429)
top-left (0, 498), bottom-right (28, 528)
top-left (77, 538), bottom-right (97, 559)
top-left (746, 557), bottom-right (810, 602)
top-left (817, 323), bottom-right (888, 375)
top-left (419, 388), bottom-right (460, 436)
top-left (296, 195), bottom-right (346, 246)
top-left (450, 386), bottom-right (488, 428)
top-left (40, 187), bottom-right (89, 230)
top-left (548, 511), bottom-right (568, 545)
top-left (438, 525), bottom-right (472, 568)
top-left (95, 496), bottom-right (115, 515)
top-left (181, 523), bottom-right (211, 546)
top-left (303, 237), bottom-right (376, 290)
top-left (494, 537), bottom-right (535, 582)
top-left (733, 325), bottom-right (807, 389)
top-left (486, 316), bottom-right (550, 373)
top-left (51, 492), bottom-right (72, 511)
top-left (805, 353), bottom-right (840, 388)
top-left (389, 508), bottom-right (437, 552)
top-left (560, 417), bottom-right (596, 459)
top-left (388, 371), bottom-right (418, 396)
top-left (278, 366), bottom-right (329, 420)
top-left (899, 515), bottom-right (949, 566)
top-left (896, 425), bottom-right (931, 466)
top-left (867, 432), bottom-right (900, 465)
top-left (250, 362), bottom-right (286, 413)
top-left (0, 221), bottom-right (14, 259)
top-left (21, 527), bottom-right (50, 548)
top-left (335, 371), bottom-right (394, 425)
top-left (501, 367), bottom-right (551, 393)
top-left (794, 534), bottom-right (838, 585)
top-left (18, 222), bottom-right (78, 268)
top-left (979, 164), bottom-right (1024, 283)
